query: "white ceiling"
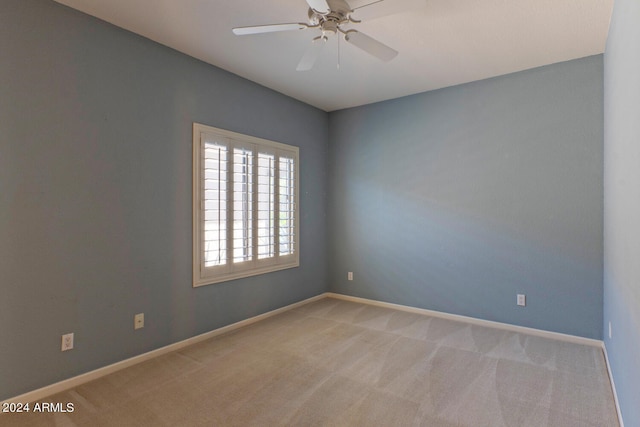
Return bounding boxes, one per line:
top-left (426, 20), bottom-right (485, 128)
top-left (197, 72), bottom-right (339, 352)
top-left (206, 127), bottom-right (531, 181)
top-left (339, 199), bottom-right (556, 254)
top-left (53, 0), bottom-right (613, 112)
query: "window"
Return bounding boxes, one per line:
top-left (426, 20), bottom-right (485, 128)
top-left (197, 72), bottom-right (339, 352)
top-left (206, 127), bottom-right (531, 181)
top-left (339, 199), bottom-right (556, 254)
top-left (193, 123), bottom-right (299, 286)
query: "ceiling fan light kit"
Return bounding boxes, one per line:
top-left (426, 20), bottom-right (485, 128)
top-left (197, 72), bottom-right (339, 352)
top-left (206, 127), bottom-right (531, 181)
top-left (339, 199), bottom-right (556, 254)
top-left (232, 0), bottom-right (405, 71)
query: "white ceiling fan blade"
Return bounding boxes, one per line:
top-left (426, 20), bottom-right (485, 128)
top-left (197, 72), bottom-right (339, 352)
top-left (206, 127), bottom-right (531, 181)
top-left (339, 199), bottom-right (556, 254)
top-left (305, 0), bottom-right (330, 13)
top-left (350, 0), bottom-right (425, 21)
top-left (232, 23), bottom-right (308, 36)
top-left (296, 38), bottom-right (327, 71)
top-left (344, 30), bottom-right (398, 61)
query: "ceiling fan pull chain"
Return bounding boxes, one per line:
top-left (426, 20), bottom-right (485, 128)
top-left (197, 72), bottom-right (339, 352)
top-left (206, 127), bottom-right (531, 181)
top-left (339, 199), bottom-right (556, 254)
top-left (337, 32), bottom-right (341, 70)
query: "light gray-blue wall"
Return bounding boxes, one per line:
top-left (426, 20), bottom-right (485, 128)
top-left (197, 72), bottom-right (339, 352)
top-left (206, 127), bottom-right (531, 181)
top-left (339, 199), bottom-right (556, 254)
top-left (0, 0), bottom-right (328, 400)
top-left (328, 56), bottom-right (604, 339)
top-left (603, 0), bottom-right (640, 423)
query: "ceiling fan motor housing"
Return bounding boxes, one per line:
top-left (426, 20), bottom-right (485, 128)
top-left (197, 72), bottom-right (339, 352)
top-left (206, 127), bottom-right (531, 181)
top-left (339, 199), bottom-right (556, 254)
top-left (308, 0), bottom-right (352, 34)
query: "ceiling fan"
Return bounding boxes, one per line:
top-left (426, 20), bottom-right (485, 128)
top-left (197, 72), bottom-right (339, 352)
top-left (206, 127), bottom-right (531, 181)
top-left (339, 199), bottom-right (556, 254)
top-left (232, 0), bottom-right (421, 71)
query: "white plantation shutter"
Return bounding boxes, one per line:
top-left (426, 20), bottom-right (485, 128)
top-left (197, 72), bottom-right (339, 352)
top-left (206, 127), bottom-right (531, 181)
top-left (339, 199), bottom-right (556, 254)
top-left (232, 146), bottom-right (253, 264)
top-left (193, 123), bottom-right (299, 287)
top-left (257, 152), bottom-right (276, 260)
top-left (203, 142), bottom-right (228, 267)
top-left (279, 156), bottom-right (295, 256)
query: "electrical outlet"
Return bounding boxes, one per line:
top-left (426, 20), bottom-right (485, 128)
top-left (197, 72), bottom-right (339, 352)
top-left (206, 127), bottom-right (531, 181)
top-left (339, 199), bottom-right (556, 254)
top-left (517, 294), bottom-right (526, 307)
top-left (134, 313), bottom-right (144, 330)
top-left (348, 272), bottom-right (353, 281)
top-left (61, 333), bottom-right (74, 351)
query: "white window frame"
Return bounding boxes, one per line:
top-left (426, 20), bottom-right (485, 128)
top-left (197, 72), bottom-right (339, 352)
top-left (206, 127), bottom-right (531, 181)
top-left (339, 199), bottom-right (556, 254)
top-left (193, 123), bottom-right (299, 287)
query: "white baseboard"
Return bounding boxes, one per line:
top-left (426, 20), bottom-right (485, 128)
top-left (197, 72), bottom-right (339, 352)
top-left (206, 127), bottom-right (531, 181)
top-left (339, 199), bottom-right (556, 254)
top-left (1, 294), bottom-right (326, 406)
top-left (3, 291), bottom-right (612, 410)
top-left (602, 343), bottom-right (625, 427)
top-left (325, 292), bottom-right (603, 347)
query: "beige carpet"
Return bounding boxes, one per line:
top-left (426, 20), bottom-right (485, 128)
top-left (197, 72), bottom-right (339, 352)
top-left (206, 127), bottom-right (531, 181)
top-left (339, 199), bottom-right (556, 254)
top-left (3, 297), bottom-right (619, 426)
